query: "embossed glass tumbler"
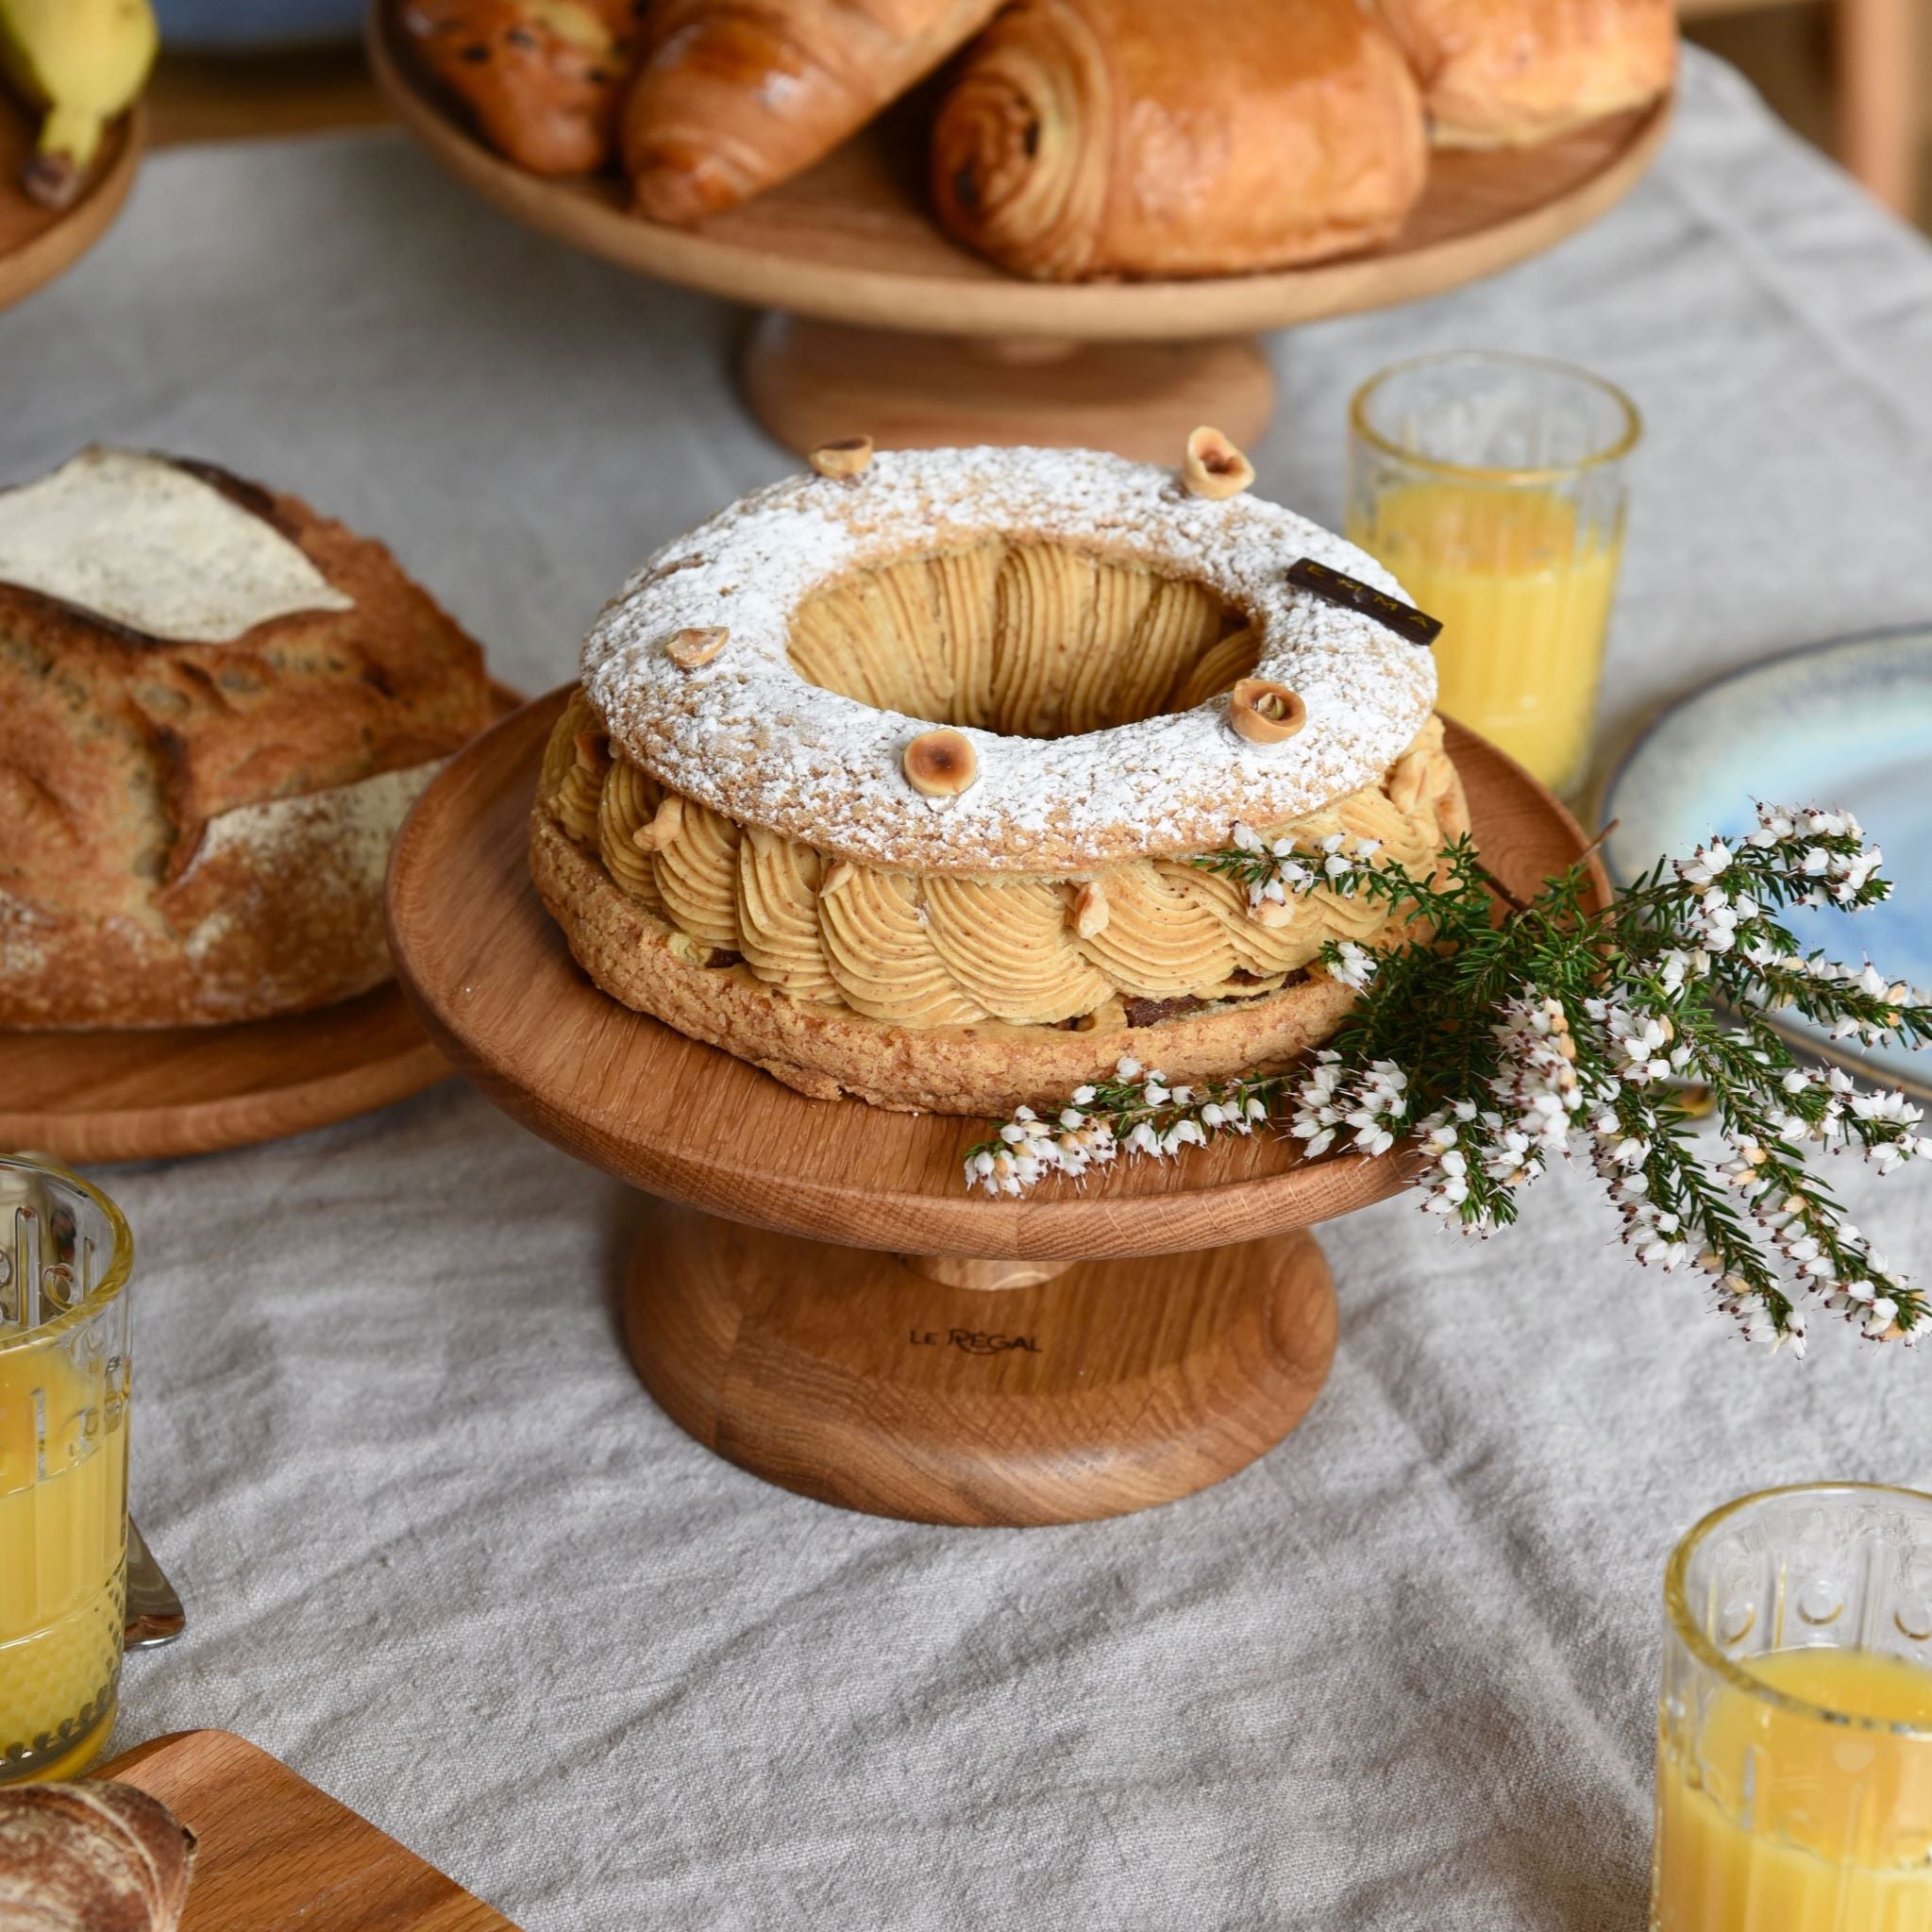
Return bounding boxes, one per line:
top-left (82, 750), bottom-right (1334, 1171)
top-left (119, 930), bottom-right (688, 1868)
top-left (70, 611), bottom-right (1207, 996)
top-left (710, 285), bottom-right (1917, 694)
top-left (1653, 1484), bottom-right (1932, 1932)
top-left (1346, 351), bottom-right (1639, 799)
top-left (0, 1156), bottom-right (132, 1783)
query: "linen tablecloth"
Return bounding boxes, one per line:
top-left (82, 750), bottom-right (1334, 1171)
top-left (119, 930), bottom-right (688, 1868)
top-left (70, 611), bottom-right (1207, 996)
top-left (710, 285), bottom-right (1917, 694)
top-left (6, 49), bottom-right (1932, 1929)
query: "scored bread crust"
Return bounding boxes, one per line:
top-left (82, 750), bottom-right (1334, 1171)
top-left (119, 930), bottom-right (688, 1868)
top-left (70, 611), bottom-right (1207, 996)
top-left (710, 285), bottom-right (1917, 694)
top-left (529, 758), bottom-right (1470, 1117)
top-left (0, 459), bottom-right (496, 1029)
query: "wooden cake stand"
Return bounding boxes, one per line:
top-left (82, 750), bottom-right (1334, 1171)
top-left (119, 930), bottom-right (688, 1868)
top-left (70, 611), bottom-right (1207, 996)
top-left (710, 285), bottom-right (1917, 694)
top-left (387, 690), bottom-right (1600, 1526)
top-left (366, 6), bottom-right (1671, 462)
top-left (0, 97), bottom-right (143, 313)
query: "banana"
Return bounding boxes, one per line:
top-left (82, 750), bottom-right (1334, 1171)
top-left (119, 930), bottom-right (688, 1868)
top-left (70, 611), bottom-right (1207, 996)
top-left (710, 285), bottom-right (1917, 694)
top-left (0, 0), bottom-right (157, 209)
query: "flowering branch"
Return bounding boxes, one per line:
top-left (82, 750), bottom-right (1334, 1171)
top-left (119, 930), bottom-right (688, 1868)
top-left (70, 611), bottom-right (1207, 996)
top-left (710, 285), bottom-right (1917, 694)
top-left (963, 803), bottom-right (1932, 1354)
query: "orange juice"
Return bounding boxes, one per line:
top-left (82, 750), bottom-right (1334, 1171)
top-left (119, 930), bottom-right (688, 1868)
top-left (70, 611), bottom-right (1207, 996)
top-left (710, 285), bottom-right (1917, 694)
top-left (1347, 481), bottom-right (1621, 796)
top-left (1653, 1647), bottom-right (1932, 1932)
top-left (0, 1335), bottom-right (127, 1778)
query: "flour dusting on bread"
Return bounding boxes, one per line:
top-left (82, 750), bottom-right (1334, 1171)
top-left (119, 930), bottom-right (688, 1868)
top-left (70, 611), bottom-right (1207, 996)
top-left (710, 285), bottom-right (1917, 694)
top-left (0, 447), bottom-right (355, 644)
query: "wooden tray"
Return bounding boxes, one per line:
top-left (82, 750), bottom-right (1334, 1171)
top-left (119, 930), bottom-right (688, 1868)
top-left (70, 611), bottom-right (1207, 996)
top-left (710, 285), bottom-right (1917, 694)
top-left (99, 1729), bottom-right (519, 1930)
top-left (367, 4), bottom-right (1672, 344)
top-left (0, 95), bottom-right (143, 313)
top-left (384, 692), bottom-right (1601, 1524)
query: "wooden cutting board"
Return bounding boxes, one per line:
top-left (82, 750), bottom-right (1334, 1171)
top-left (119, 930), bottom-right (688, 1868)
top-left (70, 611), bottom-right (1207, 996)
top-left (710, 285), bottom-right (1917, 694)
top-left (96, 1730), bottom-right (520, 1930)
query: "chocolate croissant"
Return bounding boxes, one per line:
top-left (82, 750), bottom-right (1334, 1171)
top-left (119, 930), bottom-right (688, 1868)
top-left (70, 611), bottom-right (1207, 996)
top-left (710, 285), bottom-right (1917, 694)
top-left (400, 0), bottom-right (639, 176)
top-left (931, 0), bottom-right (1429, 281)
top-left (1373, 0), bottom-right (1676, 146)
top-left (624, 0), bottom-right (1006, 225)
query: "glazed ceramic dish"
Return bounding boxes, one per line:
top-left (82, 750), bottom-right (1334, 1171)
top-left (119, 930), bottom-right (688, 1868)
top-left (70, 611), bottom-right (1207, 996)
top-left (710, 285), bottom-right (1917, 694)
top-left (1603, 627), bottom-right (1932, 1099)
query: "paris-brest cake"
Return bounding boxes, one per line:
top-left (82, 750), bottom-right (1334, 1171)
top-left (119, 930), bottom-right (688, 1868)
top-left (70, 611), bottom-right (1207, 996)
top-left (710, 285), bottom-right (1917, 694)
top-left (530, 439), bottom-right (1465, 1116)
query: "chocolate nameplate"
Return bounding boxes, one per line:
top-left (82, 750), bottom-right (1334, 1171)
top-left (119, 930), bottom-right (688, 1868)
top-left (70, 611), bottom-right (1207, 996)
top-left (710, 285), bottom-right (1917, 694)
top-left (1286, 557), bottom-right (1442, 648)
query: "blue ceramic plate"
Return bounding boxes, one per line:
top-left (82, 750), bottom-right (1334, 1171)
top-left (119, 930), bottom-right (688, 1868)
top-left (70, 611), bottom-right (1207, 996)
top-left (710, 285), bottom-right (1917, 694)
top-left (157, 0), bottom-right (363, 51)
top-left (1602, 627), bottom-right (1932, 1100)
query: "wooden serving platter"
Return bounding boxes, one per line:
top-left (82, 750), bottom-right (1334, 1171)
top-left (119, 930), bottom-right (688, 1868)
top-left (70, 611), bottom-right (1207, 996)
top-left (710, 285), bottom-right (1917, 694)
top-left (368, 3), bottom-right (1672, 344)
top-left (387, 690), bottom-right (1602, 1263)
top-left (0, 95), bottom-right (143, 313)
top-left (99, 1729), bottom-right (519, 1930)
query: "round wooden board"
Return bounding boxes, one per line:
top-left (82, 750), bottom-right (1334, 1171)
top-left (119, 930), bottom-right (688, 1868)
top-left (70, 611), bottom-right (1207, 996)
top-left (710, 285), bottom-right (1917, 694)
top-left (387, 688), bottom-right (1601, 1262)
top-left (0, 981), bottom-right (448, 1165)
top-left (0, 97), bottom-right (143, 314)
top-left (367, 4), bottom-right (1672, 344)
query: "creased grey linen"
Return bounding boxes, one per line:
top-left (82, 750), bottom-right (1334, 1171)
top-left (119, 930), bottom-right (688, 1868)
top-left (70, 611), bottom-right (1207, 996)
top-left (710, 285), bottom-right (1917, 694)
top-left (3, 48), bottom-right (1931, 1930)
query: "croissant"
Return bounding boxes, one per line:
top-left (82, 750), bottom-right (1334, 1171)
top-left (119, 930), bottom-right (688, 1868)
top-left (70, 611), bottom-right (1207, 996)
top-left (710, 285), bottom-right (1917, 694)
top-left (931, 0), bottom-right (1428, 282)
top-left (0, 1783), bottom-right (195, 1932)
top-left (624, 0), bottom-right (1006, 225)
top-left (400, 0), bottom-right (639, 176)
top-left (1373, 0), bottom-right (1676, 146)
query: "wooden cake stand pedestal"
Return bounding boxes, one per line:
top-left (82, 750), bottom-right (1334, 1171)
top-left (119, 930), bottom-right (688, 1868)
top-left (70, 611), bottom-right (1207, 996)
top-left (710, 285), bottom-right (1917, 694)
top-left (369, 6), bottom-right (1670, 462)
top-left (388, 692), bottom-right (1598, 1526)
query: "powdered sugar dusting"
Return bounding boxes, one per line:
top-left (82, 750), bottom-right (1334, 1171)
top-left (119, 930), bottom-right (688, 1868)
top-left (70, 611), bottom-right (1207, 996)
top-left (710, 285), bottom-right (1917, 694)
top-left (184, 759), bottom-right (445, 889)
top-left (0, 446), bottom-right (355, 644)
top-left (582, 447), bottom-right (1436, 875)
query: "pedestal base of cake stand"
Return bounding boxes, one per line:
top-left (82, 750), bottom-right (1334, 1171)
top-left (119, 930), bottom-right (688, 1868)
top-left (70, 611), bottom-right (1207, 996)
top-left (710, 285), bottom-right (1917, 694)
top-left (625, 1204), bottom-right (1336, 1526)
top-left (740, 314), bottom-right (1277, 463)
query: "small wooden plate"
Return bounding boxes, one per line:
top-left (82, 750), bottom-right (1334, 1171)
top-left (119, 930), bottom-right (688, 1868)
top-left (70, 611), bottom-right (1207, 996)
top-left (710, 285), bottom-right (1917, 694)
top-left (0, 95), bottom-right (143, 314)
top-left (99, 1729), bottom-right (519, 1930)
top-left (388, 689), bottom-right (1599, 1262)
top-left (0, 983), bottom-right (446, 1165)
top-left (367, 3), bottom-right (1672, 344)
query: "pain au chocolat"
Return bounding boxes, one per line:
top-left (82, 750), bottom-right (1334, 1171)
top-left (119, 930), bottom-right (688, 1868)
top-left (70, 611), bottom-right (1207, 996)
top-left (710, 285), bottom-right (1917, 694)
top-left (530, 443), bottom-right (1466, 1115)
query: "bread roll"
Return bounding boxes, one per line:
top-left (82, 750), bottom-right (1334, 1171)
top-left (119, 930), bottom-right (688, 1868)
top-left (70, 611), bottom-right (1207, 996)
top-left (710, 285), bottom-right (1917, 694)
top-left (1374, 0), bottom-right (1675, 146)
top-left (0, 449), bottom-right (497, 1030)
top-left (931, 0), bottom-right (1428, 281)
top-left (399, 0), bottom-right (639, 176)
top-left (624, 0), bottom-right (1005, 225)
top-left (0, 1782), bottom-right (194, 1932)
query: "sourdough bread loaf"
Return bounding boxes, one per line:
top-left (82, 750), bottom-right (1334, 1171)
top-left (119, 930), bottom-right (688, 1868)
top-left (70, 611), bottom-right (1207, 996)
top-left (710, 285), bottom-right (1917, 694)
top-left (0, 449), bottom-right (496, 1029)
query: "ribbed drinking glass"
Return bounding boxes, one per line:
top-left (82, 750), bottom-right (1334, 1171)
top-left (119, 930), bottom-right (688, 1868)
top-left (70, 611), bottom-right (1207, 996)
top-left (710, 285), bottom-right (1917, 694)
top-left (1346, 350), bottom-right (1639, 798)
top-left (0, 1156), bottom-right (132, 1783)
top-left (1653, 1483), bottom-right (1932, 1932)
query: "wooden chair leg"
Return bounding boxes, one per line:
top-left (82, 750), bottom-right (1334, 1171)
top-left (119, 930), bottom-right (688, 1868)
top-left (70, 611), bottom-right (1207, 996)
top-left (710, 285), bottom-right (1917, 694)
top-left (1836, 0), bottom-right (1919, 214)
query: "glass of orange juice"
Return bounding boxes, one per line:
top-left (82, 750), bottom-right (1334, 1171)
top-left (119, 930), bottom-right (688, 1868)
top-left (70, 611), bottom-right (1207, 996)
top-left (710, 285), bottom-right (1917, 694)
top-left (1653, 1483), bottom-right (1932, 1931)
top-left (1346, 350), bottom-right (1640, 798)
top-left (0, 1156), bottom-right (132, 1783)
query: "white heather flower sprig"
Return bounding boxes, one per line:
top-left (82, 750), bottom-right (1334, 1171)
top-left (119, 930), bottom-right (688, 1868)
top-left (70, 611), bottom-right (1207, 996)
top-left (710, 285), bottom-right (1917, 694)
top-left (963, 805), bottom-right (1932, 1354)
top-left (964, 1058), bottom-right (1283, 1197)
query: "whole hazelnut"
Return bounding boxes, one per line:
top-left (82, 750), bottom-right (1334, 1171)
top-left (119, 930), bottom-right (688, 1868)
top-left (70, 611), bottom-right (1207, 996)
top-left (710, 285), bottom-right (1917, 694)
top-left (666, 627), bottom-right (729, 668)
top-left (1183, 427), bottom-right (1255, 501)
top-left (902, 729), bottom-right (979, 798)
top-left (809, 436), bottom-right (874, 480)
top-left (1228, 679), bottom-right (1307, 747)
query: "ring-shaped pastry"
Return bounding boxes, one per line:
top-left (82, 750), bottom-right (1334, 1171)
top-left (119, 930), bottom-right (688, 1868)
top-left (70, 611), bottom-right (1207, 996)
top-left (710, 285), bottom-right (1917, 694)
top-left (535, 446), bottom-right (1467, 1115)
top-left (582, 448), bottom-right (1436, 874)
